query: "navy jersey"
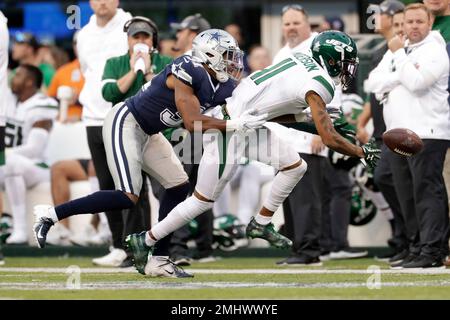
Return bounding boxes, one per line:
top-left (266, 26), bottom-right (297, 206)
top-left (126, 55), bottom-right (237, 135)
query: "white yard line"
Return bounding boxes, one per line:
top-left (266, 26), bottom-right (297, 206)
top-left (0, 267), bottom-right (450, 274)
top-left (0, 280), bottom-right (450, 290)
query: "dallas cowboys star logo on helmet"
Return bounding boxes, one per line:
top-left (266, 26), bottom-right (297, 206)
top-left (209, 31), bottom-right (222, 42)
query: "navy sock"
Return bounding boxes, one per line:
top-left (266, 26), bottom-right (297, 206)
top-left (55, 190), bottom-right (135, 221)
top-left (153, 182), bottom-right (190, 256)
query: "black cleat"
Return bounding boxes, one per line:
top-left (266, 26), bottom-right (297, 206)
top-left (33, 205), bottom-right (55, 249)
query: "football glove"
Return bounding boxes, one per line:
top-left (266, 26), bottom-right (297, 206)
top-left (361, 138), bottom-right (381, 169)
top-left (226, 108), bottom-right (268, 132)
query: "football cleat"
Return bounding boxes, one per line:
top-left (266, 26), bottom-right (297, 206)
top-left (125, 231), bottom-right (153, 275)
top-left (246, 217), bottom-right (292, 249)
top-left (33, 205), bottom-right (55, 249)
top-left (144, 256), bottom-right (193, 278)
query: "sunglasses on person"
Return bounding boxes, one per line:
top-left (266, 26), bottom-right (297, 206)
top-left (281, 4), bottom-right (305, 15)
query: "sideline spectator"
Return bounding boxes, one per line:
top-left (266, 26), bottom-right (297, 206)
top-left (382, 4), bottom-right (449, 268)
top-left (11, 32), bottom-right (55, 89)
top-left (361, 0), bottom-right (408, 261)
top-left (47, 32), bottom-right (85, 122)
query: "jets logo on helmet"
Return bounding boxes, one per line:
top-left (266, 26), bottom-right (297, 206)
top-left (311, 30), bottom-right (359, 89)
top-left (325, 39), bottom-right (354, 52)
top-left (192, 28), bottom-right (244, 83)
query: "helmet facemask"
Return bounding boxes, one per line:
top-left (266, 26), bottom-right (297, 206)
top-left (338, 58), bottom-right (358, 90)
top-left (192, 29), bottom-right (244, 83)
top-left (207, 45), bottom-right (244, 82)
top-left (318, 54), bottom-right (358, 90)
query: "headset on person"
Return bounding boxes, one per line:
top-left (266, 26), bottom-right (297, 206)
top-left (123, 16), bottom-right (159, 52)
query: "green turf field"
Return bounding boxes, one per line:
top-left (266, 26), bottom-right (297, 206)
top-left (0, 256), bottom-right (449, 299)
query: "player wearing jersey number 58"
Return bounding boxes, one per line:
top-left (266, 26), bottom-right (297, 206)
top-left (126, 31), bottom-right (381, 276)
top-left (33, 29), bottom-right (264, 276)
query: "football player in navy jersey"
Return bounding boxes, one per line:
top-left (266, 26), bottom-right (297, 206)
top-left (33, 29), bottom-right (266, 277)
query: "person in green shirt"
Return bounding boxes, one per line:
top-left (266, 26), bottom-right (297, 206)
top-left (424, 0), bottom-right (450, 42)
top-left (101, 16), bottom-right (173, 105)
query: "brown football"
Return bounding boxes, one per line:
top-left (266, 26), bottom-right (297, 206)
top-left (382, 128), bottom-right (424, 156)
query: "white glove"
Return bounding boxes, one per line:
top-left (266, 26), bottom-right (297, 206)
top-left (226, 107), bottom-right (268, 132)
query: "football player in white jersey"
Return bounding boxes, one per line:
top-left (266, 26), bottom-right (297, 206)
top-left (2, 64), bottom-right (58, 243)
top-left (126, 31), bottom-right (381, 276)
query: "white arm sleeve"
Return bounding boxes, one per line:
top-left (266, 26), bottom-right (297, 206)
top-left (9, 127), bottom-right (49, 159)
top-left (394, 48), bottom-right (443, 92)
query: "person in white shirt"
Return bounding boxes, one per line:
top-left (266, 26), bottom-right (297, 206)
top-left (77, 0), bottom-right (131, 267)
top-left (374, 3), bottom-right (449, 268)
top-left (362, 0), bottom-right (410, 262)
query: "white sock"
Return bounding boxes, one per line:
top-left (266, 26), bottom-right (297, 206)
top-left (145, 231), bottom-right (157, 246)
top-left (49, 207), bottom-right (59, 222)
top-left (151, 195), bottom-right (213, 240)
top-left (5, 175), bottom-right (27, 234)
top-left (238, 167), bottom-right (261, 223)
top-left (213, 183), bottom-right (231, 217)
top-left (238, 209), bottom-right (254, 225)
top-left (263, 160), bottom-right (307, 212)
top-left (255, 213), bottom-right (272, 225)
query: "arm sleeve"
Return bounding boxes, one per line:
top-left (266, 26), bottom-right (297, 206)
top-left (393, 47), bottom-right (444, 92)
top-left (9, 127), bottom-right (49, 159)
top-left (282, 118), bottom-right (356, 143)
top-left (282, 122), bottom-right (318, 134)
top-left (101, 58), bottom-right (124, 103)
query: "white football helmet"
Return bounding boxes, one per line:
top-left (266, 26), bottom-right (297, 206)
top-left (192, 28), bottom-right (244, 83)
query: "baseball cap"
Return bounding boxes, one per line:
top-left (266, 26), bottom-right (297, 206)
top-left (170, 13), bottom-right (211, 33)
top-left (13, 32), bottom-right (40, 50)
top-left (325, 17), bottom-right (345, 32)
top-left (368, 0), bottom-right (405, 16)
top-left (127, 20), bottom-right (154, 37)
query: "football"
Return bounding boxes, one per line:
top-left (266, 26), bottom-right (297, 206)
top-left (382, 128), bottom-right (424, 156)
